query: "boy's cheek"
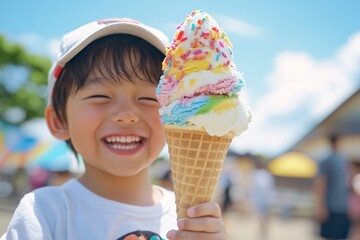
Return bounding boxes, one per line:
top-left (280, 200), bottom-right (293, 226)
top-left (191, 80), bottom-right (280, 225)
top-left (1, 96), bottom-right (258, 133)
top-left (149, 111), bottom-right (163, 124)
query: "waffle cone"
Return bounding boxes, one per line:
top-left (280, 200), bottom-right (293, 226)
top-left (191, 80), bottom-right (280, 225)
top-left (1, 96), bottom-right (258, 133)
top-left (164, 125), bottom-right (233, 218)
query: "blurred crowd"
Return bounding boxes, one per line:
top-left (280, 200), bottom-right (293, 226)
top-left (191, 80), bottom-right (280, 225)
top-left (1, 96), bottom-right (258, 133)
top-left (1, 144), bottom-right (360, 240)
top-left (0, 167), bottom-right (76, 200)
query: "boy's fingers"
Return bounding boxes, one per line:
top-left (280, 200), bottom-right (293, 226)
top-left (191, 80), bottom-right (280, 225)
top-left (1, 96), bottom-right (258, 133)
top-left (167, 203), bottom-right (226, 240)
top-left (177, 217), bottom-right (224, 233)
top-left (187, 202), bottom-right (222, 218)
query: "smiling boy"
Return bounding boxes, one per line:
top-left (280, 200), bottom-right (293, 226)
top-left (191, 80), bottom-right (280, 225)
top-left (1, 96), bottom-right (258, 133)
top-left (2, 19), bottom-right (226, 240)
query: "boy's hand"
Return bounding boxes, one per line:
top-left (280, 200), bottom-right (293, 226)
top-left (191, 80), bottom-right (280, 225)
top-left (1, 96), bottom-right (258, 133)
top-left (166, 202), bottom-right (227, 240)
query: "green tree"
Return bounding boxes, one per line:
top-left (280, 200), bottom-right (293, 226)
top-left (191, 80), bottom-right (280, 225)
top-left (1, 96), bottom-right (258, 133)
top-left (0, 35), bottom-right (51, 125)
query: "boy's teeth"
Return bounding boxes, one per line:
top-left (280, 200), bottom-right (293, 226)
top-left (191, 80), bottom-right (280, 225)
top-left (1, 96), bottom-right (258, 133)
top-left (106, 136), bottom-right (140, 143)
top-left (111, 144), bottom-right (137, 150)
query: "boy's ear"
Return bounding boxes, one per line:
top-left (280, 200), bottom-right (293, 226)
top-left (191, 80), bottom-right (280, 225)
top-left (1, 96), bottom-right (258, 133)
top-left (45, 105), bottom-right (70, 140)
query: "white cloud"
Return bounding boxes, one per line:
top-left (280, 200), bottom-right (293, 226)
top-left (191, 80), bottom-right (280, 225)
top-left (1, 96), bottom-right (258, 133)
top-left (16, 33), bottom-right (58, 59)
top-left (214, 15), bottom-right (263, 38)
top-left (162, 15), bottom-right (262, 39)
top-left (231, 31), bottom-right (360, 156)
top-left (336, 32), bottom-right (360, 76)
top-left (48, 38), bottom-right (61, 60)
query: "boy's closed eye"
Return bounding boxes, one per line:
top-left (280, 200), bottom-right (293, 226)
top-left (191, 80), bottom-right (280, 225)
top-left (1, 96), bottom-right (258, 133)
top-left (83, 95), bottom-right (159, 105)
top-left (138, 97), bottom-right (158, 102)
top-left (83, 94), bottom-right (111, 104)
top-left (138, 97), bottom-right (159, 106)
top-left (86, 95), bottom-right (110, 99)
top-left (83, 95), bottom-right (111, 103)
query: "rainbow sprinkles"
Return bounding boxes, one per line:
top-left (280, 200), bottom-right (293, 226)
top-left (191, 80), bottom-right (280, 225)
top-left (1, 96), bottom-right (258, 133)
top-left (156, 10), bottom-right (251, 137)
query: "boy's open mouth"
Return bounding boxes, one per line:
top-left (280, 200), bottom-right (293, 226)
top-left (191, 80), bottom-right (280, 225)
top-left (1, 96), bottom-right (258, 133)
top-left (103, 135), bottom-right (143, 151)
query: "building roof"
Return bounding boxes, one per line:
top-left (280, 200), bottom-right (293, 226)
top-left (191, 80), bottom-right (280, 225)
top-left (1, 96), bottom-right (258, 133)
top-left (290, 87), bottom-right (360, 150)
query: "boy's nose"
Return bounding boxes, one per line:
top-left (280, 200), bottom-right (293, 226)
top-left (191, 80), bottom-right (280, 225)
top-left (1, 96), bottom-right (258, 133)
top-left (111, 110), bottom-right (140, 124)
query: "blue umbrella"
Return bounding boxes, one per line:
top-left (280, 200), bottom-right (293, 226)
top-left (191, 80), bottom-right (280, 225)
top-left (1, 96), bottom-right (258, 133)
top-left (2, 122), bottom-right (38, 153)
top-left (29, 141), bottom-right (79, 172)
top-left (0, 121), bottom-right (39, 168)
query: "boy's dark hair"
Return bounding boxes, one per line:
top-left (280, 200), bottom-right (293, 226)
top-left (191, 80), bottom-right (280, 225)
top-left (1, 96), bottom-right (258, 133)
top-left (51, 34), bottom-right (165, 156)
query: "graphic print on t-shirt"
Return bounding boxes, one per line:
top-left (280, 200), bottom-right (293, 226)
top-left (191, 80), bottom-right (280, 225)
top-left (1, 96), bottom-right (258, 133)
top-left (117, 230), bottom-right (166, 240)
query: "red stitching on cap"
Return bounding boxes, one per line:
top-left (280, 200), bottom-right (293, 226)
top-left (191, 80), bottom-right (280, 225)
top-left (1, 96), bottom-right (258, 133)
top-left (54, 64), bottom-right (63, 79)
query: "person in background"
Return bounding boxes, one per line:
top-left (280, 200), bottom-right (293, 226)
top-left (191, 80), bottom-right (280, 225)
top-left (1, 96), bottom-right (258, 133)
top-left (47, 170), bottom-right (76, 186)
top-left (215, 166), bottom-right (235, 232)
top-left (314, 134), bottom-right (351, 240)
top-left (2, 18), bottom-right (227, 240)
top-left (348, 160), bottom-right (360, 240)
top-left (28, 167), bottom-right (50, 190)
top-left (250, 157), bottom-right (275, 240)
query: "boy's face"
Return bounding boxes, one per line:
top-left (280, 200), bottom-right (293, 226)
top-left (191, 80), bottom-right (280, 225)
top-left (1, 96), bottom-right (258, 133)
top-left (50, 67), bottom-right (166, 178)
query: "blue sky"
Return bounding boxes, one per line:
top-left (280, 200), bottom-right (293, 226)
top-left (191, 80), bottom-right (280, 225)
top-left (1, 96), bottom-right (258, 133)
top-left (1, 1), bottom-right (360, 156)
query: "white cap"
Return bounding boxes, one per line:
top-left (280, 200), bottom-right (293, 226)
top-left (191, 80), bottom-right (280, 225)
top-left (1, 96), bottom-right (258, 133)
top-left (48, 18), bottom-right (169, 104)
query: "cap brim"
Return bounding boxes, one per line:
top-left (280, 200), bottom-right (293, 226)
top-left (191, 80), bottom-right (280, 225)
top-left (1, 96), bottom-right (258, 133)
top-left (57, 22), bottom-right (167, 66)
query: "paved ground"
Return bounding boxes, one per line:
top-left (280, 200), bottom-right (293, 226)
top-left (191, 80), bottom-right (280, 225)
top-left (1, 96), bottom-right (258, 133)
top-left (225, 212), bottom-right (319, 240)
top-left (0, 197), bottom-right (17, 236)
top-left (0, 197), bottom-right (320, 239)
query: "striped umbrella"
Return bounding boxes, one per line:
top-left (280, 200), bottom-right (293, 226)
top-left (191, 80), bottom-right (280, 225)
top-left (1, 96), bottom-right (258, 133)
top-left (0, 122), bottom-right (39, 168)
top-left (28, 140), bottom-right (79, 172)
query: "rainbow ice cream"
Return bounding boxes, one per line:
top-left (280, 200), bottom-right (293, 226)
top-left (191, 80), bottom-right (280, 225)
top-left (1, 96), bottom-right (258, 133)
top-left (157, 10), bottom-right (251, 219)
top-left (156, 10), bottom-right (251, 137)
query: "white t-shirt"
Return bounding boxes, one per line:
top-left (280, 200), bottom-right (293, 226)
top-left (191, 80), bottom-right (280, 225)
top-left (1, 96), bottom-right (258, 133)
top-left (2, 179), bottom-right (177, 240)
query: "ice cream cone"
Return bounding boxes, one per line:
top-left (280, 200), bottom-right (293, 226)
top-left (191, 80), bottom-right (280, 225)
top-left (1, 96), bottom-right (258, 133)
top-left (164, 125), bottom-right (233, 218)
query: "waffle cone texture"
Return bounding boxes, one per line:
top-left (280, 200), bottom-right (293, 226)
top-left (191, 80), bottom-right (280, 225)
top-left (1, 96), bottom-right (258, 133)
top-left (164, 125), bottom-right (233, 218)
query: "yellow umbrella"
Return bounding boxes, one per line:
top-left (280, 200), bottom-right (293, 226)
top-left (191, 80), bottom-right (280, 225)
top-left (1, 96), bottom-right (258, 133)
top-left (268, 152), bottom-right (317, 178)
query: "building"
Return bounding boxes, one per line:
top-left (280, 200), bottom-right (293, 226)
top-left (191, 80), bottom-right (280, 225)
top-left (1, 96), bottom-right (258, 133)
top-left (267, 88), bottom-right (360, 216)
top-left (289, 88), bottom-right (360, 162)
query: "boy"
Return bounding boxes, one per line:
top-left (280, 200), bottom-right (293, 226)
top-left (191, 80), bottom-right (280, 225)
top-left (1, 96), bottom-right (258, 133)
top-left (2, 19), bottom-right (226, 239)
